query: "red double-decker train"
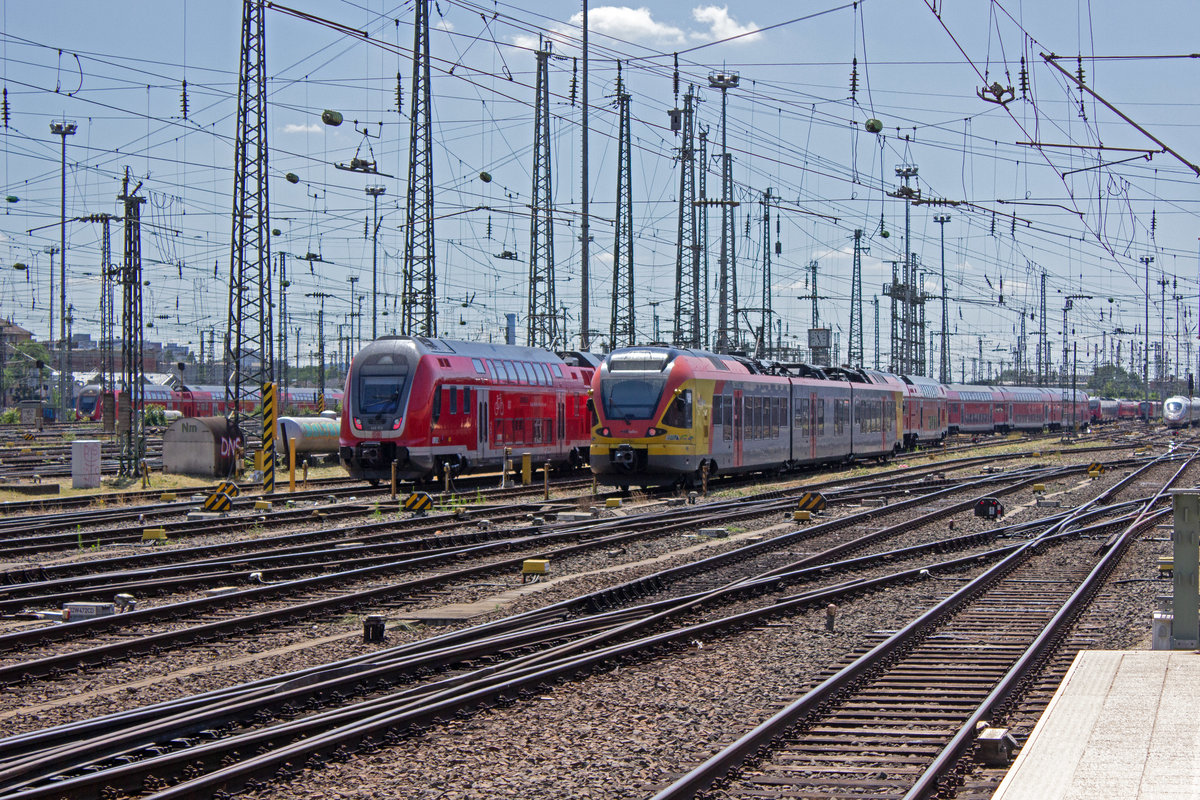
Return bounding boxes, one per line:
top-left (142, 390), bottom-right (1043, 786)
top-left (339, 336), bottom-right (596, 482)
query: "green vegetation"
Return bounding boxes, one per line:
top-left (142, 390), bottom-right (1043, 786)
top-left (143, 404), bottom-right (168, 427)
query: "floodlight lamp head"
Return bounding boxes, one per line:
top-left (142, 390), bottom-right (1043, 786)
top-left (708, 72), bottom-right (739, 90)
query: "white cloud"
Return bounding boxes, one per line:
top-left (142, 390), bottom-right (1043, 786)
top-left (569, 7), bottom-right (685, 45)
top-left (435, 19), bottom-right (454, 32)
top-left (282, 122), bottom-right (321, 135)
top-left (691, 5), bottom-right (761, 43)
top-left (513, 6), bottom-right (693, 50)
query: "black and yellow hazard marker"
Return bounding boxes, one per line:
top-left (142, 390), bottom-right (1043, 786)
top-left (262, 381), bottom-right (277, 494)
top-left (317, 392), bottom-right (326, 414)
top-left (796, 492), bottom-right (828, 512)
top-left (214, 480), bottom-right (241, 498)
top-left (202, 491), bottom-right (233, 513)
top-left (404, 492), bottom-right (434, 515)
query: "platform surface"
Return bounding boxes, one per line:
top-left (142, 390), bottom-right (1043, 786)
top-left (992, 650), bottom-right (1200, 799)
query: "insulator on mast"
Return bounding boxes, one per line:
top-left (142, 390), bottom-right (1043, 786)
top-left (180, 80), bottom-right (189, 119)
top-left (850, 57), bottom-right (859, 102)
top-left (1018, 56), bottom-right (1029, 97)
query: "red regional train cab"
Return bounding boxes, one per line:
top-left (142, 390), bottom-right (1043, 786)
top-left (340, 336), bottom-right (593, 482)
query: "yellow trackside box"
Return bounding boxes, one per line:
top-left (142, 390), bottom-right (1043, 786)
top-left (142, 528), bottom-right (168, 541)
top-left (793, 510), bottom-right (812, 522)
top-left (521, 559), bottom-right (550, 575)
top-left (606, 498), bottom-right (622, 508)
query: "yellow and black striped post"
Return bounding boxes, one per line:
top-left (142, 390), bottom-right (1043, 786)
top-left (317, 392), bottom-right (326, 414)
top-left (262, 381), bottom-right (277, 494)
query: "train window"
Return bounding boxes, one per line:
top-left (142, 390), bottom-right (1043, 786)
top-left (359, 374), bottom-right (407, 414)
top-left (722, 395), bottom-right (732, 441)
top-left (432, 388), bottom-right (442, 422)
top-left (463, 387), bottom-right (471, 409)
top-left (472, 358), bottom-right (485, 374)
top-left (661, 389), bottom-right (692, 428)
top-left (449, 387), bottom-right (458, 415)
top-left (539, 363), bottom-right (551, 385)
top-left (502, 361), bottom-right (516, 382)
top-left (551, 364), bottom-right (563, 378)
top-left (523, 363), bottom-right (536, 384)
top-left (817, 399), bottom-right (825, 435)
top-left (601, 376), bottom-right (666, 420)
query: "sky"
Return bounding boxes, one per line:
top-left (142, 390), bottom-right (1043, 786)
top-left (1, 0), bottom-right (1198, 381)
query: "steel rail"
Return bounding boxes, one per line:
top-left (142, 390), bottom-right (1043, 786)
top-left (901, 452), bottom-right (1195, 799)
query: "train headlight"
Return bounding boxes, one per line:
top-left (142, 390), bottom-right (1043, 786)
top-left (646, 427), bottom-right (657, 436)
top-left (600, 427), bottom-right (611, 437)
top-left (392, 419), bottom-right (402, 430)
top-left (353, 417), bottom-right (363, 430)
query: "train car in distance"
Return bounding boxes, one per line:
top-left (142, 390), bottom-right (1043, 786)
top-left (1117, 399), bottom-right (1141, 420)
top-left (76, 383), bottom-right (341, 421)
top-left (339, 336), bottom-right (594, 483)
top-left (1163, 396), bottom-right (1200, 428)
top-left (590, 346), bottom-right (902, 487)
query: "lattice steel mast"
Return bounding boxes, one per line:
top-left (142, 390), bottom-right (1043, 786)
top-left (709, 71), bottom-right (739, 353)
top-left (610, 65), bottom-right (634, 348)
top-left (698, 126), bottom-right (709, 349)
top-left (527, 41), bottom-right (558, 348)
top-left (118, 170), bottom-right (145, 477)
top-left (849, 228), bottom-right (864, 366)
top-left (758, 188), bottom-right (773, 359)
top-left (401, 0), bottom-right (436, 337)
top-left (672, 86), bottom-right (699, 349)
top-left (226, 0), bottom-right (273, 430)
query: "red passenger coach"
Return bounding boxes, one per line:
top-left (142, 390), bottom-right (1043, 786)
top-left (340, 336), bottom-right (594, 483)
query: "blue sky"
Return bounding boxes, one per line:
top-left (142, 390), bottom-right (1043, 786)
top-left (1, 0), bottom-right (1197, 378)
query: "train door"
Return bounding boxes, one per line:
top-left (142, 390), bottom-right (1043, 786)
top-left (475, 388), bottom-right (491, 464)
top-left (732, 388), bottom-right (744, 467)
top-left (809, 391), bottom-right (817, 461)
top-left (556, 390), bottom-right (566, 458)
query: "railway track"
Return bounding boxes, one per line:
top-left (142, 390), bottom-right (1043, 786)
top-left (0, 448), bottom-right (1182, 798)
top-left (651, 452), bottom-right (1190, 800)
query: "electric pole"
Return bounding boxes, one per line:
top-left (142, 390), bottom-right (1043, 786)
top-left (117, 169), bottom-right (146, 477)
top-left (610, 64), bottom-right (634, 348)
top-left (401, 0), bottom-right (435, 337)
top-left (1141, 254), bottom-right (1153, 418)
top-left (759, 187), bottom-right (773, 359)
top-left (527, 41), bottom-right (558, 348)
top-left (50, 119), bottom-right (76, 422)
top-left (226, 0), bottom-right (274, 433)
top-left (934, 214), bottom-right (951, 383)
top-left (366, 185), bottom-right (385, 340)
top-left (709, 70), bottom-right (739, 353)
top-left (579, 0), bottom-right (590, 350)
top-left (849, 229), bottom-right (864, 367)
top-left (672, 86), bottom-right (700, 349)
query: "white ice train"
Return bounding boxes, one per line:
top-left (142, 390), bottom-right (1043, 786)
top-left (1162, 396), bottom-right (1200, 428)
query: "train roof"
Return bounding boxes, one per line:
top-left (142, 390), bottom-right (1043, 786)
top-left (365, 335), bottom-right (574, 364)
